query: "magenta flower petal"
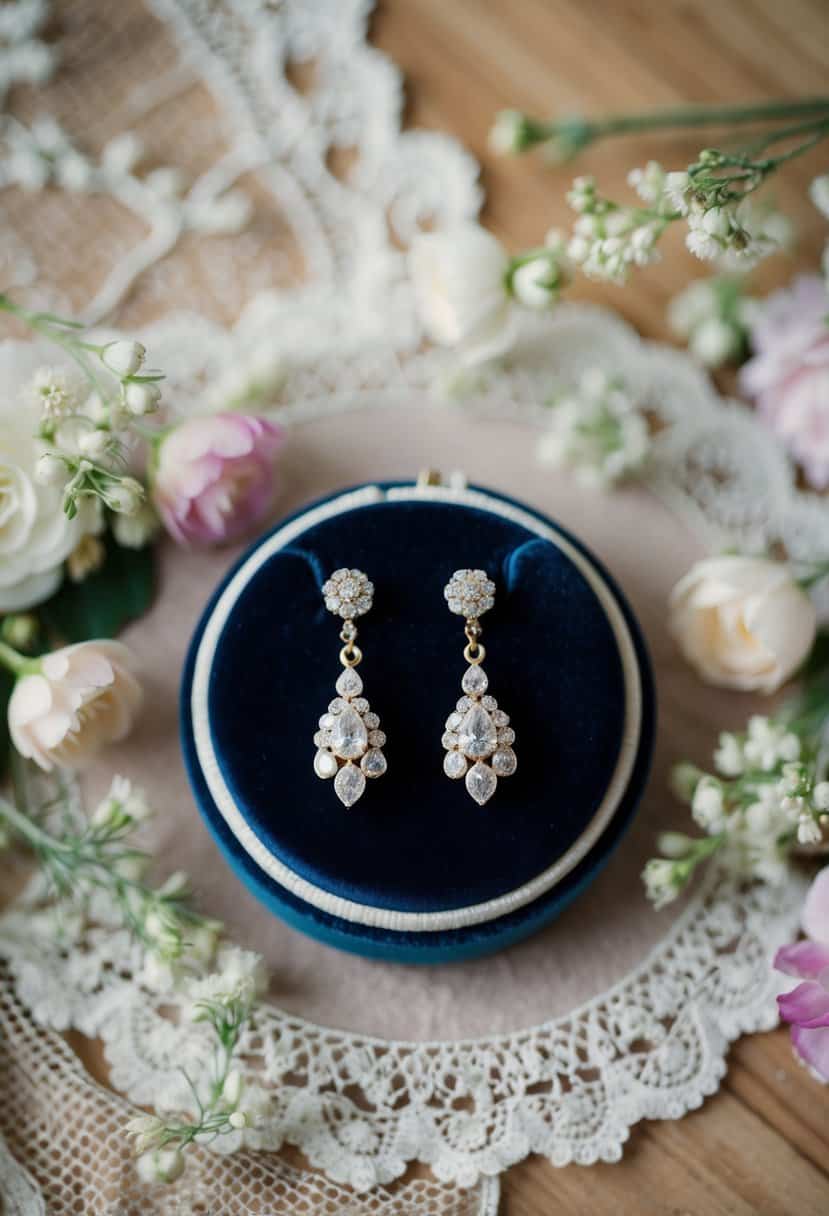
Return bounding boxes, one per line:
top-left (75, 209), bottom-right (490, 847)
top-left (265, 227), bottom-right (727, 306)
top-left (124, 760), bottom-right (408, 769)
top-left (790, 1023), bottom-right (829, 1083)
top-left (802, 867), bottom-right (829, 945)
top-left (777, 979), bottom-right (829, 1028)
top-left (775, 940), bottom-right (829, 980)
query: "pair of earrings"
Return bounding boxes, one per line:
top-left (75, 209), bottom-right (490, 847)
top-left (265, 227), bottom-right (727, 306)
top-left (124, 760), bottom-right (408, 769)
top-left (312, 568), bottom-right (517, 807)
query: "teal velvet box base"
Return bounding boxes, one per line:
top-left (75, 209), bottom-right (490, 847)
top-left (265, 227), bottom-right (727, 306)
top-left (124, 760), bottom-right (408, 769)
top-left (180, 481), bottom-right (655, 963)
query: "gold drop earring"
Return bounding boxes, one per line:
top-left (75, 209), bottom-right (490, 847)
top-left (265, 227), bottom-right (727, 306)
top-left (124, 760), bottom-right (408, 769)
top-left (441, 569), bottom-right (517, 805)
top-left (312, 569), bottom-right (387, 807)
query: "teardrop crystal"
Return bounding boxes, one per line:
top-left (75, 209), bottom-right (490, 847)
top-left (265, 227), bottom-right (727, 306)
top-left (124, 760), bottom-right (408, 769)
top-left (334, 763), bottom-right (366, 807)
top-left (331, 707), bottom-right (368, 759)
top-left (466, 762), bottom-right (497, 805)
top-left (458, 705), bottom-right (497, 759)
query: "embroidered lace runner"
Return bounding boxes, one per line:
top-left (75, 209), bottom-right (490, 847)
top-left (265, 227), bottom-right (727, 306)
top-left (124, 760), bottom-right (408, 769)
top-left (0, 0), bottom-right (823, 1205)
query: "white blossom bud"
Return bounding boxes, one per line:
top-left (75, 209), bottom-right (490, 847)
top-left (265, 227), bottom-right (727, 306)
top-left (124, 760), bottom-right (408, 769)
top-left (78, 429), bottom-right (112, 460)
top-left (136, 1148), bottom-right (186, 1184)
top-left (690, 317), bottom-right (740, 368)
top-left (112, 502), bottom-right (158, 549)
top-left (107, 477), bottom-right (144, 515)
top-left (713, 733), bottom-right (744, 777)
top-left (102, 339), bottom-right (146, 377)
top-left (657, 831), bottom-right (694, 858)
top-left (797, 816), bottom-right (823, 845)
top-left (222, 1069), bottom-right (243, 1106)
top-left (642, 859), bottom-right (681, 909)
top-left (123, 381), bottom-right (161, 416)
top-left (692, 776), bottom-right (726, 832)
top-left (159, 870), bottom-right (189, 898)
top-left (512, 258), bottom-right (558, 309)
top-left (813, 782), bottom-right (829, 811)
top-left (228, 1110), bottom-right (247, 1129)
top-left (489, 110), bottom-right (528, 155)
top-left (35, 452), bottom-right (66, 485)
top-left (810, 174), bottom-right (829, 220)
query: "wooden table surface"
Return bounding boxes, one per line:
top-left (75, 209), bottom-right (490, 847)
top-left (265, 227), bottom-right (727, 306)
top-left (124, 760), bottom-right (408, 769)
top-left (369, 2), bottom-right (829, 1213)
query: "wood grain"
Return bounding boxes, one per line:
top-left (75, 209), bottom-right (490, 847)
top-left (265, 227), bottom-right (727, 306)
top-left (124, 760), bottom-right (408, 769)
top-left (369, 1), bottom-right (829, 1211)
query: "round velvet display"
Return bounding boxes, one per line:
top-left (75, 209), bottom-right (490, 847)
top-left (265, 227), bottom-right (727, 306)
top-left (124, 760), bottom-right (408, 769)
top-left (181, 482), bottom-right (655, 963)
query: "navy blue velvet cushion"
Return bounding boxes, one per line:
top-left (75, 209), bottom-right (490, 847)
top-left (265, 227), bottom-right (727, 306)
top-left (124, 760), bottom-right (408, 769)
top-left (181, 484), bottom-right (654, 962)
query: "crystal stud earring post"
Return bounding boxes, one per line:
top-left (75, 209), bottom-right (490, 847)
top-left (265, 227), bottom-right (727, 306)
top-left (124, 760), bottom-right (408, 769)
top-left (312, 568), bottom-right (387, 807)
top-left (441, 569), bottom-right (517, 805)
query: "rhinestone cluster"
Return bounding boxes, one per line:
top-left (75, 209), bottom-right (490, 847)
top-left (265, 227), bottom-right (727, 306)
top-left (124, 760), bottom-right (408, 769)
top-left (444, 569), bottom-right (496, 619)
top-left (442, 664), bottom-right (516, 805)
top-left (322, 568), bottom-right (374, 620)
top-left (313, 667), bottom-right (387, 806)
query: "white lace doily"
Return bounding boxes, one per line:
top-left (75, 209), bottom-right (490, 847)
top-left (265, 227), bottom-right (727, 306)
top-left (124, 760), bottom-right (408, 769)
top-left (0, 0), bottom-right (822, 1198)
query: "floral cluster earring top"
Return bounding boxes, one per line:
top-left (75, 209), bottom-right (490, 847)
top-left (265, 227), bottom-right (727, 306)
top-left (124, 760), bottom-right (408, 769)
top-left (442, 569), bottom-right (517, 805)
top-left (312, 569), bottom-right (387, 807)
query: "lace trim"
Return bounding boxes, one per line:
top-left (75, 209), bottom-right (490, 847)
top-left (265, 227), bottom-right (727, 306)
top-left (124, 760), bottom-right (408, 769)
top-left (0, 864), bottom-right (806, 1189)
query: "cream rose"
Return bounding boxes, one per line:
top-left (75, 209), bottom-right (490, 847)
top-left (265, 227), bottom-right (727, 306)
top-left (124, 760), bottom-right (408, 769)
top-left (408, 223), bottom-right (516, 365)
top-left (0, 340), bottom-right (97, 611)
top-left (669, 556), bottom-right (817, 692)
top-left (8, 640), bottom-right (142, 770)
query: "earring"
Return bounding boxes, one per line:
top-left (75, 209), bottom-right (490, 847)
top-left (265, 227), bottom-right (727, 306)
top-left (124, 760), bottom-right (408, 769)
top-left (313, 568), bottom-right (387, 807)
top-left (441, 569), bottom-right (517, 805)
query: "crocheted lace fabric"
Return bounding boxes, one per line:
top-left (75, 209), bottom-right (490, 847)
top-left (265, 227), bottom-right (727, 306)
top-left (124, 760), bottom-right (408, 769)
top-left (0, 0), bottom-right (822, 1206)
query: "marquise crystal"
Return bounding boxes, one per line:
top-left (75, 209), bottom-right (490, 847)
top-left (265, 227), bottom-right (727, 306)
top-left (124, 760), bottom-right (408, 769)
top-left (442, 664), bottom-right (516, 805)
top-left (313, 666), bottom-right (387, 806)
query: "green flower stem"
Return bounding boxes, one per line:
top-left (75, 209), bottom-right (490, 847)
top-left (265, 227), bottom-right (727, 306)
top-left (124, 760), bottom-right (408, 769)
top-left (0, 292), bottom-right (109, 401)
top-left (514, 97), bottom-right (829, 152)
top-left (0, 640), bottom-right (38, 678)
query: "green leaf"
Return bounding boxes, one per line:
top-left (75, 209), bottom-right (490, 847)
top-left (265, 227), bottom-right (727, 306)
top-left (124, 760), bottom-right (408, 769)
top-left (40, 533), bottom-right (156, 643)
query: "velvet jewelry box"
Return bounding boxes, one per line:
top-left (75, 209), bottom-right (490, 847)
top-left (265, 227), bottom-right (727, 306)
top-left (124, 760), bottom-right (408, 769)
top-left (181, 480), bottom-right (655, 963)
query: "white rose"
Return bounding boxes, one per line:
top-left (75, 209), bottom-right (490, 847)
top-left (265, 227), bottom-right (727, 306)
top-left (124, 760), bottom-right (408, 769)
top-left (0, 342), bottom-right (98, 611)
top-left (669, 556), bottom-right (817, 692)
top-left (408, 223), bottom-right (516, 366)
top-left (8, 640), bottom-right (142, 770)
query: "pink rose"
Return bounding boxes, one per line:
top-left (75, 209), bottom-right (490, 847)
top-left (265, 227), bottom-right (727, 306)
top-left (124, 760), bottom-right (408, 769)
top-left (152, 414), bottom-right (284, 546)
top-left (775, 867), bottom-right (829, 1082)
top-left (9, 640), bottom-right (142, 771)
top-left (739, 275), bottom-right (829, 489)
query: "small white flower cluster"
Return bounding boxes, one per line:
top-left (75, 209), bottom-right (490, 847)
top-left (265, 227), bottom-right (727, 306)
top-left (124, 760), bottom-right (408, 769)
top-left (662, 168), bottom-right (782, 269)
top-left (565, 173), bottom-right (665, 283)
top-left (31, 331), bottom-right (164, 522)
top-left (537, 367), bottom-right (650, 488)
top-left (644, 712), bottom-right (828, 908)
top-left (668, 276), bottom-right (758, 368)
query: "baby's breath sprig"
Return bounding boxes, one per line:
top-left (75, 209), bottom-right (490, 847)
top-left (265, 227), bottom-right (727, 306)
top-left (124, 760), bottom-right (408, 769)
top-left (0, 775), bottom-right (216, 963)
top-left (127, 986), bottom-right (257, 1185)
top-left (643, 663), bottom-right (829, 908)
top-left (491, 98), bottom-right (829, 289)
top-left (0, 292), bottom-right (165, 519)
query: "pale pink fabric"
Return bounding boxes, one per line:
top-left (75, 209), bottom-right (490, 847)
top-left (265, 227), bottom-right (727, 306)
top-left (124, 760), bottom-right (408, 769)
top-left (89, 405), bottom-right (764, 1040)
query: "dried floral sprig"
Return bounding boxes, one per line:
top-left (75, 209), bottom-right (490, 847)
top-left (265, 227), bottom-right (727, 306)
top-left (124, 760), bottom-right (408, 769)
top-left (0, 292), bottom-right (164, 519)
top-left (643, 661), bottom-right (829, 908)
